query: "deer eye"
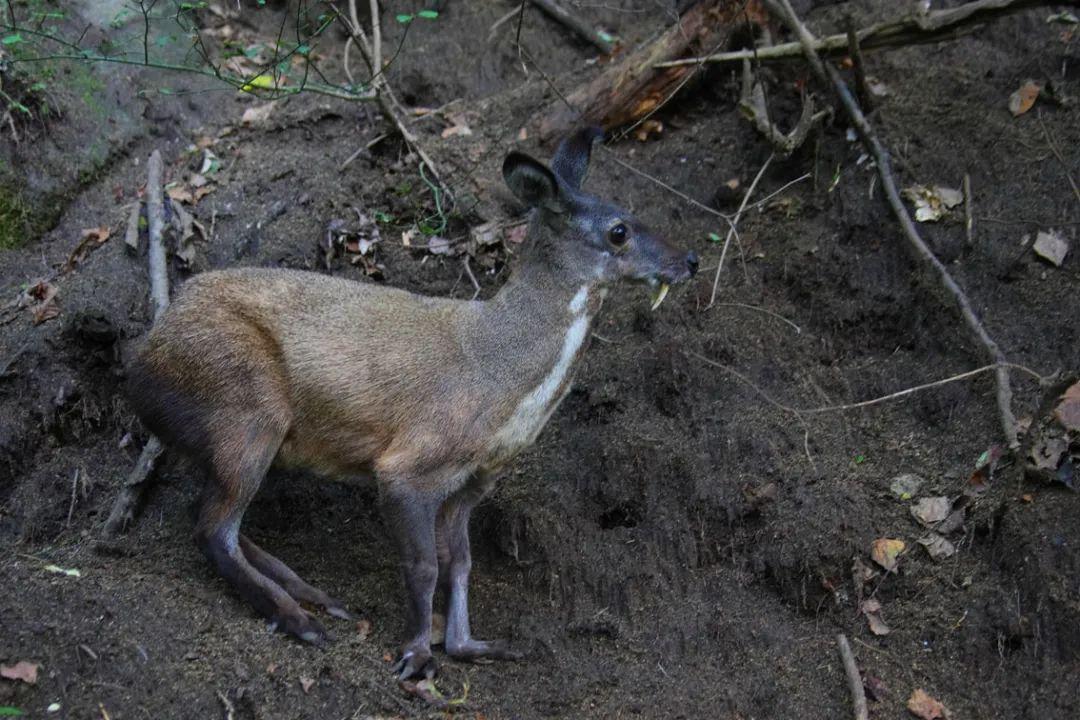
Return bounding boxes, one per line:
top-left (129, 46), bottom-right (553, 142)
top-left (608, 223), bottom-right (628, 247)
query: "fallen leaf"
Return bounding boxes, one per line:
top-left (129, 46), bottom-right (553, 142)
top-left (241, 103), bottom-right (275, 126)
top-left (860, 598), bottom-right (891, 635)
top-left (1008, 80), bottom-right (1040, 116)
top-left (864, 675), bottom-right (888, 702)
top-left (46, 703), bottom-right (60, 713)
top-left (166, 185), bottom-right (195, 204)
top-left (399, 678), bottom-right (447, 708)
top-left (0, 661), bottom-right (39, 685)
top-left (1020, 493), bottom-right (1034, 503)
top-left (505, 223), bottom-right (528, 244)
top-left (634, 119), bottom-right (663, 142)
top-left (917, 532), bottom-right (956, 561)
top-left (851, 556), bottom-right (876, 599)
top-left (168, 200), bottom-right (208, 268)
top-left (911, 496), bottom-right (951, 526)
top-left (870, 538), bottom-right (906, 573)
top-left (26, 280), bottom-right (60, 325)
top-left (968, 445), bottom-right (1003, 495)
top-left (440, 113), bottom-right (473, 139)
top-left (43, 564), bottom-right (81, 577)
top-left (907, 688), bottom-right (951, 719)
top-left (1030, 435), bottom-right (1067, 471)
top-left (0, 706), bottom-right (25, 716)
top-left (902, 185), bottom-right (963, 222)
top-left (355, 619), bottom-right (372, 640)
top-left (426, 235), bottom-right (452, 255)
top-left (1033, 229), bottom-right (1069, 266)
top-left (1055, 382), bottom-right (1080, 431)
top-left (199, 150), bottom-right (221, 176)
top-left (63, 226), bottom-right (111, 273)
top-left (299, 677), bottom-right (315, 694)
top-left (890, 473), bottom-right (923, 500)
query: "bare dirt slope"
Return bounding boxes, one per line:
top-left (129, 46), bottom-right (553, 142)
top-left (1, 1), bottom-right (1078, 718)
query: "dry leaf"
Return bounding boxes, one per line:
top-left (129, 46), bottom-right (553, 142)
top-left (1, 660), bottom-right (39, 685)
top-left (355, 619), bottom-right (372, 640)
top-left (870, 538), bottom-right (905, 573)
top-left (505, 223), bottom-right (528, 245)
top-left (890, 473), bottom-right (923, 500)
top-left (1030, 435), bottom-right (1067, 471)
top-left (907, 688), bottom-right (951, 719)
top-left (63, 226), bottom-right (112, 273)
top-left (917, 532), bottom-right (956, 561)
top-left (26, 279), bottom-right (60, 325)
top-left (299, 676), bottom-right (315, 693)
top-left (426, 235), bottom-right (452, 256)
top-left (860, 598), bottom-right (891, 635)
top-left (1008, 80), bottom-right (1040, 116)
top-left (911, 496), bottom-right (951, 526)
top-left (1054, 382), bottom-right (1080, 432)
top-left (166, 185), bottom-right (195, 205)
top-left (902, 185), bottom-right (963, 222)
top-left (852, 556), bottom-right (876, 599)
top-left (241, 103), bottom-right (275, 126)
top-left (1033, 229), bottom-right (1069, 266)
top-left (440, 114), bottom-right (473, 139)
top-left (634, 119), bottom-right (664, 142)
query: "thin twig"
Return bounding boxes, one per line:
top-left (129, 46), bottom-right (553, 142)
top-left (1036, 110), bottom-right (1080, 207)
top-left (709, 153), bottom-right (773, 308)
top-left (836, 634), bottom-right (869, 720)
top-left (963, 173), bottom-right (973, 246)
top-left (713, 302), bottom-right (801, 334)
top-left (765, 0), bottom-right (1021, 450)
top-left (529, 0), bottom-right (613, 54)
top-left (463, 256), bottom-right (481, 300)
top-left (66, 467), bottom-right (80, 528)
top-left (216, 690), bottom-right (236, 720)
top-left (655, 0), bottom-right (1073, 68)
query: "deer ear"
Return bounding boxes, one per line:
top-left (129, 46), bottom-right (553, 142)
top-left (503, 152), bottom-right (565, 212)
top-left (551, 126), bottom-right (603, 191)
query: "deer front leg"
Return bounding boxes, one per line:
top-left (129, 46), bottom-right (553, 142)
top-left (440, 480), bottom-right (523, 663)
top-left (380, 486), bottom-right (440, 680)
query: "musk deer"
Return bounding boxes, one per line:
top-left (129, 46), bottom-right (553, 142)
top-left (126, 127), bottom-right (697, 679)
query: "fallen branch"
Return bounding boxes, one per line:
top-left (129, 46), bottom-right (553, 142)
top-left (538, 0), bottom-right (765, 141)
top-left (764, 0), bottom-right (1022, 449)
top-left (836, 634), bottom-right (869, 720)
top-left (529, 0), bottom-right (614, 54)
top-left (708, 151), bottom-right (772, 308)
top-left (657, 0), bottom-right (1080, 68)
top-left (738, 58), bottom-right (827, 156)
top-left (104, 150), bottom-right (169, 536)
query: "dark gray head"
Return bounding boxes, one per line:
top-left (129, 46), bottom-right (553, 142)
top-left (503, 127), bottom-right (698, 309)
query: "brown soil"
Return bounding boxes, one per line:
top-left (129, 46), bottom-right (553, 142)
top-left (2, 2), bottom-right (1078, 719)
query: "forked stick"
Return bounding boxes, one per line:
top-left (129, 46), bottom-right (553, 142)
top-left (104, 150), bottom-right (169, 535)
top-left (764, 0), bottom-right (1020, 449)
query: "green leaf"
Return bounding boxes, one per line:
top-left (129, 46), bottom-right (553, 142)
top-left (296, 43), bottom-right (311, 56)
top-left (417, 10), bottom-right (439, 19)
top-left (0, 707), bottom-right (25, 717)
top-left (11, 101), bottom-right (30, 115)
top-left (30, 82), bottom-right (47, 91)
top-left (854, 454), bottom-right (867, 464)
top-left (2, 34), bottom-right (23, 46)
top-left (395, 13), bottom-right (414, 24)
top-left (597, 31), bottom-right (614, 43)
top-left (707, 232), bottom-right (721, 243)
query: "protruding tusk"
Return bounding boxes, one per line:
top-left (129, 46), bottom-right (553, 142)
top-left (650, 283), bottom-right (670, 311)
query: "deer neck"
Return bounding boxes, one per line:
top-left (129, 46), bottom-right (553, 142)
top-left (467, 242), bottom-right (607, 416)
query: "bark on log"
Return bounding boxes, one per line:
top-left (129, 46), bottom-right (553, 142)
top-left (538, 0), bottom-right (764, 142)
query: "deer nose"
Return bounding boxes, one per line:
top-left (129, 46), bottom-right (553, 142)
top-left (686, 251), bottom-right (699, 276)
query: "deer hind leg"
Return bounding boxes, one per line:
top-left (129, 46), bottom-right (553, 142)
top-left (238, 534), bottom-right (352, 620)
top-left (194, 417), bottom-right (328, 646)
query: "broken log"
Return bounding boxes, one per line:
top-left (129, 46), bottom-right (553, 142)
top-left (537, 0), bottom-right (766, 142)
